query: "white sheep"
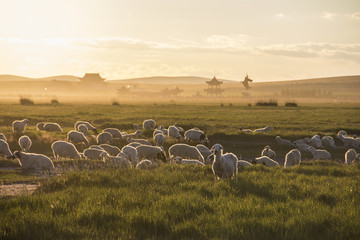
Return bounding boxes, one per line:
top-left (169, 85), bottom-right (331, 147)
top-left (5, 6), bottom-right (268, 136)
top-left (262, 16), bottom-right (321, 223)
top-left (337, 130), bottom-right (347, 138)
top-left (168, 125), bottom-right (182, 140)
top-left (157, 126), bottom-right (168, 136)
top-left (101, 152), bottom-right (131, 168)
top-left (12, 119), bottom-right (28, 134)
top-left (196, 144), bottom-right (212, 161)
top-left (121, 145), bottom-right (138, 165)
top-left (78, 124), bottom-right (89, 135)
top-left (168, 143), bottom-right (204, 162)
top-left (124, 130), bottom-right (143, 139)
top-left (18, 135), bottom-right (32, 153)
top-left (306, 146), bottom-right (331, 160)
top-left (83, 148), bottom-right (106, 160)
top-left (75, 121), bottom-right (97, 133)
top-left (345, 149), bottom-right (357, 164)
top-left (174, 156), bottom-right (205, 166)
top-left (252, 156), bottom-right (279, 167)
top-left (36, 122), bottom-right (45, 131)
top-left (136, 159), bottom-right (153, 169)
top-left (51, 141), bottom-right (83, 160)
top-left (294, 142), bottom-right (310, 152)
top-left (0, 139), bottom-right (12, 158)
top-left (97, 132), bottom-right (113, 145)
top-left (240, 128), bottom-right (253, 133)
top-left (89, 145), bottom-right (105, 150)
top-left (261, 145), bottom-right (276, 159)
top-left (321, 136), bottom-right (336, 148)
top-left (154, 133), bottom-right (166, 147)
top-left (337, 134), bottom-right (359, 148)
top-left (126, 142), bottom-right (142, 148)
top-left (211, 144), bottom-right (238, 182)
top-left (173, 123), bottom-right (184, 132)
top-left (275, 136), bottom-right (294, 147)
top-left (103, 128), bottom-right (123, 139)
top-left (184, 128), bottom-right (208, 143)
top-left (153, 129), bottom-right (163, 137)
top-left (12, 151), bottom-right (54, 171)
top-left (253, 126), bottom-right (273, 133)
top-left (99, 144), bottom-right (121, 156)
top-left (127, 137), bottom-right (152, 146)
top-left (0, 133), bottom-right (7, 142)
top-left (67, 130), bottom-right (90, 146)
top-left (237, 160), bottom-right (253, 168)
top-left (136, 145), bottom-right (167, 162)
top-left (43, 122), bottom-right (63, 132)
top-left (284, 149), bottom-right (301, 168)
top-left (143, 119), bottom-right (156, 130)
top-left (305, 135), bottom-right (322, 148)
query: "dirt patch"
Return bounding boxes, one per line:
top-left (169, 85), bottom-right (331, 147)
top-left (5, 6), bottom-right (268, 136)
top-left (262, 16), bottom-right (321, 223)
top-left (0, 183), bottom-right (40, 197)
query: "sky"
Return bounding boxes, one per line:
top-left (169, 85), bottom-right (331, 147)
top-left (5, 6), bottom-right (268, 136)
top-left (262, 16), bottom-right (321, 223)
top-left (0, 0), bottom-right (359, 82)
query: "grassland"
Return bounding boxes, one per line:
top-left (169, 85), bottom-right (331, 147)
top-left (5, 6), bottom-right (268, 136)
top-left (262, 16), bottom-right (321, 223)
top-left (1, 103), bottom-right (360, 239)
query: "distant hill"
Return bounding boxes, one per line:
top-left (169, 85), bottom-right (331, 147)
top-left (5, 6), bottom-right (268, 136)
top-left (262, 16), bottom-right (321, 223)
top-left (108, 76), bottom-right (237, 85)
top-left (0, 75), bottom-right (80, 82)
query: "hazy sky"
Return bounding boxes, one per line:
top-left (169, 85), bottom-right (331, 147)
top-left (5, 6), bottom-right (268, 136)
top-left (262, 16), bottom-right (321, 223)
top-left (0, 0), bottom-right (359, 81)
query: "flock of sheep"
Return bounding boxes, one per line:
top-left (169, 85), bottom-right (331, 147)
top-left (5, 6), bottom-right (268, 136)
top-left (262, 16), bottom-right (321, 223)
top-left (0, 118), bottom-right (359, 182)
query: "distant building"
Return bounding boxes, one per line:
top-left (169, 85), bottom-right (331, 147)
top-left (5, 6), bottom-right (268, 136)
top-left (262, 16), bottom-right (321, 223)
top-left (206, 76), bottom-right (223, 88)
top-left (79, 73), bottom-right (105, 84)
top-left (204, 76), bottom-right (224, 96)
top-left (161, 86), bottom-right (184, 97)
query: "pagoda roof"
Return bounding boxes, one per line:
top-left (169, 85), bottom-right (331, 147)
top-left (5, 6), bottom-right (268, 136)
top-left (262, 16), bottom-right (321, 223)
top-left (206, 76), bottom-right (223, 85)
top-left (79, 73), bottom-right (105, 82)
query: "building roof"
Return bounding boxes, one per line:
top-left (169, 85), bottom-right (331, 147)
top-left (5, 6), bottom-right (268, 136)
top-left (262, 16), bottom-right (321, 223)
top-left (79, 73), bottom-right (105, 82)
top-left (206, 76), bottom-right (223, 85)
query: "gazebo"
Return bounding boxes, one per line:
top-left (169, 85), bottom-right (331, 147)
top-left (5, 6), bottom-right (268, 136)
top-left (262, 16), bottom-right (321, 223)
top-left (206, 76), bottom-right (223, 88)
top-left (205, 76), bottom-right (224, 96)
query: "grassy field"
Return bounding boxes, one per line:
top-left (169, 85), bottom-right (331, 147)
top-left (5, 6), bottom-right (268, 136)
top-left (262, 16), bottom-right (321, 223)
top-left (1, 103), bottom-right (360, 239)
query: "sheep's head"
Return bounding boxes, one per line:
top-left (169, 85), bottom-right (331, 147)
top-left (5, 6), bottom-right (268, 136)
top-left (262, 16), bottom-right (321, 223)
top-left (211, 144), bottom-right (223, 154)
top-left (251, 158), bottom-right (257, 164)
top-left (306, 146), bottom-right (313, 152)
top-left (275, 136), bottom-right (280, 140)
top-left (174, 156), bottom-right (182, 164)
top-left (264, 145), bottom-right (270, 150)
top-left (12, 150), bottom-right (21, 159)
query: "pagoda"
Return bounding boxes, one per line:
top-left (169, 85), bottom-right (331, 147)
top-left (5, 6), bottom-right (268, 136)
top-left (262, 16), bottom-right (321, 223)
top-left (79, 73), bottom-right (105, 84)
top-left (204, 76), bottom-right (224, 96)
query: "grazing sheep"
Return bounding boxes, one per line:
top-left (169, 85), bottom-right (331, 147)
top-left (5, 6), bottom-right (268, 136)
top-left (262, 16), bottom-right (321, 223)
top-left (36, 122), bottom-right (45, 131)
top-left (136, 159), bottom-right (153, 169)
top-left (97, 132), bottom-right (113, 145)
top-left (18, 135), bottom-right (32, 153)
top-left (103, 128), bottom-right (123, 139)
top-left (101, 152), bottom-right (131, 168)
top-left (168, 125), bottom-right (182, 140)
top-left (321, 136), bottom-right (336, 148)
top-left (239, 128), bottom-right (253, 133)
top-left (127, 137), bottom-right (152, 146)
top-left (67, 130), bottom-right (90, 146)
top-left (143, 119), bottom-right (156, 130)
top-left (284, 149), bottom-right (301, 168)
top-left (153, 129), bottom-right (163, 137)
top-left (275, 136), bottom-right (294, 147)
top-left (89, 145), bottom-right (105, 150)
top-left (337, 130), bottom-right (347, 138)
top-left (12, 151), bottom-right (54, 171)
top-left (154, 133), bottom-right (166, 147)
top-left (254, 126), bottom-right (273, 133)
top-left (211, 144), bottom-right (238, 182)
top-left (174, 156), bottom-right (205, 166)
top-left (337, 134), bottom-right (359, 148)
top-left (43, 122), bottom-right (63, 132)
top-left (124, 130), bottom-right (143, 139)
top-left (136, 145), bottom-right (167, 162)
top-left (157, 126), bottom-right (168, 136)
top-left (75, 121), bottom-right (97, 133)
top-left (305, 135), bottom-right (322, 148)
top-left (0, 133), bottom-right (7, 142)
top-left (168, 143), bottom-right (204, 162)
top-left (261, 145), bottom-right (276, 159)
top-left (345, 149), bottom-right (357, 164)
top-left (0, 139), bottom-right (12, 158)
top-left (99, 144), bottom-right (121, 156)
top-left (206, 153), bottom-right (215, 165)
top-left (196, 144), bottom-right (212, 161)
top-left (252, 156), bottom-right (279, 167)
top-left (51, 141), bottom-right (83, 160)
top-left (83, 148), bottom-right (106, 160)
top-left (237, 160), bottom-right (253, 168)
top-left (306, 146), bottom-right (331, 160)
top-left (184, 129), bottom-right (208, 143)
top-left (121, 146), bottom-right (138, 165)
top-left (173, 123), bottom-right (184, 132)
top-left (12, 119), bottom-right (28, 134)
top-left (294, 142), bottom-right (311, 152)
top-left (78, 124), bottom-right (89, 135)
top-left (126, 142), bottom-right (142, 148)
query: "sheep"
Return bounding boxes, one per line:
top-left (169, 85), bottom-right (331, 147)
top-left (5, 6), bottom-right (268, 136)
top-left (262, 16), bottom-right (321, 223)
top-left (306, 146), bottom-right (331, 160)
top-left (174, 156), bottom-right (205, 166)
top-left (0, 133), bottom-right (7, 142)
top-left (154, 133), bottom-right (166, 147)
top-left (100, 152), bottom-right (131, 168)
top-left (196, 144), bottom-right (212, 161)
top-left (157, 126), bottom-right (168, 136)
top-left (305, 135), bottom-right (322, 148)
top-left (121, 146), bottom-right (138, 165)
top-left (78, 124), bottom-right (89, 135)
top-left (184, 129), bottom-right (208, 143)
top-left (253, 126), bottom-right (273, 133)
top-left (337, 130), bottom-right (347, 138)
top-left (51, 141), bottom-right (83, 160)
top-left (321, 136), bottom-right (336, 148)
top-left (126, 142), bottom-right (142, 148)
top-left (261, 145), bottom-right (276, 159)
top-left (67, 130), bottom-right (90, 146)
top-left (74, 121), bottom-right (97, 133)
top-left (237, 160), bottom-right (253, 168)
top-left (239, 128), bottom-right (253, 133)
top-left (211, 144), bottom-right (238, 182)
top-left (18, 135), bottom-right (32, 153)
top-left (143, 119), bottom-right (156, 130)
top-left (173, 123), bottom-right (184, 132)
top-left (89, 145), bottom-right (105, 150)
top-left (12, 119), bottom-right (28, 134)
top-left (83, 148), bottom-right (107, 160)
top-left (97, 132), bottom-right (113, 145)
top-left (127, 137), bottom-right (152, 146)
top-left (43, 122), bottom-right (63, 132)
top-left (284, 149), bottom-right (301, 168)
top-left (0, 139), bottom-right (12, 158)
top-left (275, 136), bottom-right (294, 147)
top-left (136, 145), bottom-right (167, 162)
top-left (153, 129), bottom-right (164, 137)
top-left (124, 130), bottom-right (143, 139)
top-left (345, 149), bottom-right (357, 164)
top-left (337, 134), bottom-right (359, 148)
top-left (103, 128), bottom-right (123, 139)
top-left (294, 142), bottom-right (310, 152)
top-left (136, 159), bottom-right (153, 169)
top-left (168, 125), bottom-right (182, 140)
top-left (12, 151), bottom-right (54, 171)
top-left (36, 122), bottom-right (45, 131)
top-left (168, 144), bottom-right (204, 162)
top-left (252, 156), bottom-right (279, 167)
top-left (99, 144), bottom-right (121, 156)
